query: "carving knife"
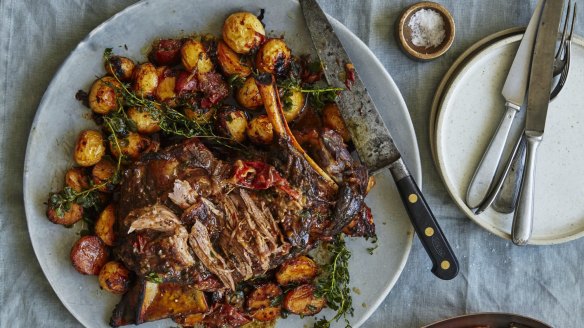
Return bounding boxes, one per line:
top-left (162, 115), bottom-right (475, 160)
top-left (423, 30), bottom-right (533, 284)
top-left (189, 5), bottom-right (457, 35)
top-left (300, 0), bottom-right (458, 280)
top-left (467, 0), bottom-right (545, 211)
top-left (512, 0), bottom-right (565, 245)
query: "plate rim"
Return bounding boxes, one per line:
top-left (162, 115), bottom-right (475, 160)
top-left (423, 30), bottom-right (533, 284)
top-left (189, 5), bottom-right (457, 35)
top-left (421, 312), bottom-right (552, 328)
top-left (22, 0), bottom-right (419, 327)
top-left (434, 32), bottom-right (584, 245)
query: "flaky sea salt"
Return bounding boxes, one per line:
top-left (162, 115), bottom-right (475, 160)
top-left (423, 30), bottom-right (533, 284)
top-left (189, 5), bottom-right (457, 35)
top-left (408, 8), bottom-right (446, 48)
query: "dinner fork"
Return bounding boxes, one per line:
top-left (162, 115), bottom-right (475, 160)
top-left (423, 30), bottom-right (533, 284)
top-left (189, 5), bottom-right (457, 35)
top-left (477, 1), bottom-right (576, 215)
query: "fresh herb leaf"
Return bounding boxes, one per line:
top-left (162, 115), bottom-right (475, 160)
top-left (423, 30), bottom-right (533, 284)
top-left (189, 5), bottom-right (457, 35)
top-left (145, 272), bottom-right (163, 284)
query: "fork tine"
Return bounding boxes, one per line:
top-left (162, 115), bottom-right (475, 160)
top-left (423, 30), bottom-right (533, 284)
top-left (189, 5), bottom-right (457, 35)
top-left (555, 0), bottom-right (570, 59)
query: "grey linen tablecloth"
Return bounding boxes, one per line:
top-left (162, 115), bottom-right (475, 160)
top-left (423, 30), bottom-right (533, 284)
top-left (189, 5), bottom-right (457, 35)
top-left (1, 0), bottom-right (583, 327)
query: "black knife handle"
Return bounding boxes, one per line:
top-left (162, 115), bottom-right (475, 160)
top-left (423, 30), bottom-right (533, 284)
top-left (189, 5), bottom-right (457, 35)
top-left (395, 175), bottom-right (459, 280)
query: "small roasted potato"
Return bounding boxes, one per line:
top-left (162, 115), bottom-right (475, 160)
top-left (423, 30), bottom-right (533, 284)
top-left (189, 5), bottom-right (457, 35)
top-left (127, 106), bottom-right (161, 134)
top-left (181, 40), bottom-right (214, 74)
top-left (280, 88), bottom-right (305, 122)
top-left (88, 76), bottom-right (121, 115)
top-left (235, 77), bottom-right (263, 109)
top-left (46, 202), bottom-right (83, 226)
top-left (246, 115), bottom-right (273, 145)
top-left (216, 41), bottom-right (252, 77)
top-left (95, 204), bottom-right (116, 246)
top-left (132, 62), bottom-right (159, 97)
top-left (255, 38), bottom-right (291, 75)
top-left (322, 102), bottom-right (350, 142)
top-left (155, 68), bottom-right (177, 106)
top-left (92, 158), bottom-right (116, 192)
top-left (70, 235), bottom-right (109, 275)
top-left (276, 256), bottom-right (318, 286)
top-left (64, 167), bottom-right (89, 192)
top-left (247, 283), bottom-right (282, 322)
top-left (283, 284), bottom-right (326, 316)
top-left (74, 130), bottom-right (106, 167)
top-left (98, 261), bottom-right (131, 294)
top-left (109, 132), bottom-right (153, 160)
top-left (216, 107), bottom-right (248, 143)
top-left (222, 12), bottom-right (265, 54)
top-left (105, 55), bottom-right (135, 81)
top-left (184, 106), bottom-right (216, 124)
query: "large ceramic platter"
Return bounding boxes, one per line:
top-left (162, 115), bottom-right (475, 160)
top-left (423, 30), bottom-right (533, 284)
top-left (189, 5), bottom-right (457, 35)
top-left (23, 0), bottom-right (420, 327)
top-left (435, 33), bottom-right (584, 244)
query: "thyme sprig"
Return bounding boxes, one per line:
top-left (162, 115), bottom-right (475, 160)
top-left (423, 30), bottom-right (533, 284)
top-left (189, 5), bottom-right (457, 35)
top-left (314, 234), bottom-right (354, 328)
top-left (278, 78), bottom-right (343, 110)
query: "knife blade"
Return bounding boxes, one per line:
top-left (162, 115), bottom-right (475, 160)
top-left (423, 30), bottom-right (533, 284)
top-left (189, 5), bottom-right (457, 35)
top-left (466, 0), bottom-right (544, 210)
top-left (300, 0), bottom-right (458, 280)
top-left (512, 0), bottom-right (565, 245)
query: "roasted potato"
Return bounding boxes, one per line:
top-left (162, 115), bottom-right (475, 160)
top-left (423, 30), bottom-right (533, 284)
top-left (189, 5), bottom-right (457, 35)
top-left (46, 202), bottom-right (83, 226)
top-left (322, 102), bottom-right (350, 142)
top-left (282, 284), bottom-right (326, 316)
top-left (155, 68), bottom-right (177, 106)
top-left (92, 158), bottom-right (116, 192)
top-left (247, 114), bottom-right (273, 145)
top-left (64, 167), bottom-right (89, 192)
top-left (255, 38), bottom-right (291, 76)
top-left (246, 283), bottom-right (282, 322)
top-left (216, 107), bottom-right (248, 143)
top-left (95, 204), bottom-right (116, 246)
top-left (222, 12), bottom-right (265, 54)
top-left (149, 38), bottom-right (183, 66)
top-left (280, 88), bottom-right (305, 122)
top-left (181, 40), bottom-right (214, 74)
top-left (74, 130), bottom-right (106, 167)
top-left (216, 41), bottom-right (252, 77)
top-left (88, 76), bottom-right (121, 115)
top-left (109, 132), bottom-right (152, 160)
top-left (236, 77), bottom-right (263, 109)
top-left (70, 235), bottom-right (109, 275)
top-left (127, 106), bottom-right (161, 134)
top-left (276, 256), bottom-right (318, 286)
top-left (184, 106), bottom-right (215, 124)
top-left (105, 55), bottom-right (135, 81)
top-left (98, 261), bottom-right (131, 294)
top-left (132, 62), bottom-right (159, 97)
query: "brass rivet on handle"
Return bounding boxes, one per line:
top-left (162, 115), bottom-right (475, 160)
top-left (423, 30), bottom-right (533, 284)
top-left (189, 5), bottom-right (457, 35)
top-left (441, 260), bottom-right (451, 270)
top-left (408, 194), bottom-right (418, 203)
top-left (424, 227), bottom-right (434, 237)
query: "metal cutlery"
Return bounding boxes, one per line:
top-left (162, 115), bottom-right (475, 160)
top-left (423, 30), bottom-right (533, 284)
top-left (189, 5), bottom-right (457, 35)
top-left (466, 0), bottom-right (545, 210)
top-left (300, 0), bottom-right (459, 279)
top-left (512, 0), bottom-right (565, 246)
top-left (478, 2), bottom-right (576, 214)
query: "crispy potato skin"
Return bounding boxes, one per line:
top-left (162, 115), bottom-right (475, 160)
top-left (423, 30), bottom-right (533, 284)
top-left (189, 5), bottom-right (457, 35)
top-left (283, 284), bottom-right (326, 316)
top-left (222, 12), bottom-right (265, 54)
top-left (74, 130), bottom-right (106, 167)
top-left (64, 167), bottom-right (89, 192)
top-left (155, 68), bottom-right (177, 106)
top-left (109, 132), bottom-right (153, 160)
top-left (89, 76), bottom-right (121, 115)
top-left (236, 77), bottom-right (263, 109)
top-left (276, 256), bottom-right (318, 286)
top-left (247, 114), bottom-right (273, 145)
top-left (127, 106), bottom-right (161, 134)
top-left (184, 106), bottom-right (216, 124)
top-left (92, 158), bottom-right (116, 192)
top-left (246, 283), bottom-right (282, 322)
top-left (181, 40), bottom-right (214, 73)
top-left (105, 56), bottom-right (135, 81)
top-left (217, 107), bottom-right (248, 143)
top-left (46, 203), bottom-right (83, 226)
top-left (322, 103), bottom-right (350, 142)
top-left (281, 88), bottom-right (305, 122)
top-left (95, 204), bottom-right (116, 246)
top-left (255, 38), bottom-right (291, 75)
top-left (98, 261), bottom-right (131, 294)
top-left (216, 41), bottom-right (252, 77)
top-left (132, 63), bottom-right (159, 97)
top-left (70, 235), bottom-right (109, 275)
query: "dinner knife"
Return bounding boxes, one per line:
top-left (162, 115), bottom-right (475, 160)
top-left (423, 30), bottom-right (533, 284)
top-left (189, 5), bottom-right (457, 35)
top-left (512, 0), bottom-right (564, 246)
top-left (300, 0), bottom-right (458, 280)
top-left (466, 0), bottom-right (544, 211)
